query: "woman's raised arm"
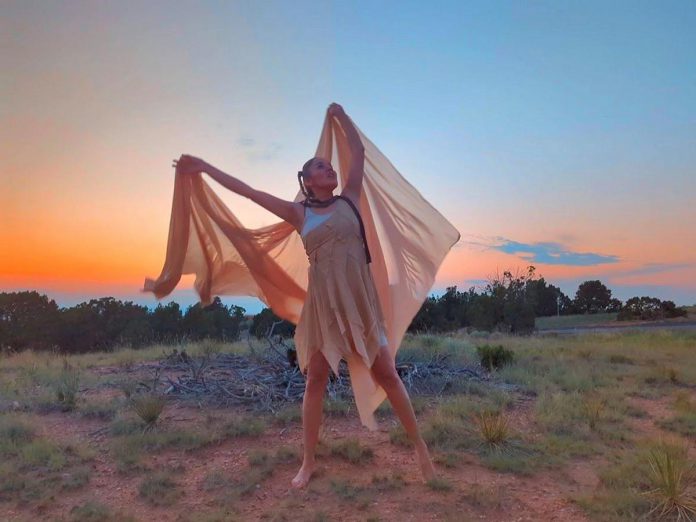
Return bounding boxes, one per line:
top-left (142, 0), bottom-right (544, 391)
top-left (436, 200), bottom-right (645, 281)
top-left (175, 154), bottom-right (304, 231)
top-left (328, 104), bottom-right (365, 203)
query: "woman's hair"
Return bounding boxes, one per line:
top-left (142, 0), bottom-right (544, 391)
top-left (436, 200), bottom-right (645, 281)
top-left (297, 157), bottom-right (317, 200)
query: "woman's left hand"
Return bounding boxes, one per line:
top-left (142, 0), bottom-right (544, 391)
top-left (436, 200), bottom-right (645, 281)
top-left (172, 154), bottom-right (209, 175)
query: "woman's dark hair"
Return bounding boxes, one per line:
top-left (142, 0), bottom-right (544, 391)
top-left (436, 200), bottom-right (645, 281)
top-left (297, 157), bottom-right (317, 201)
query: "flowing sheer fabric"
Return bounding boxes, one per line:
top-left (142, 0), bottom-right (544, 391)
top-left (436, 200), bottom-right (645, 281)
top-left (142, 112), bottom-right (461, 430)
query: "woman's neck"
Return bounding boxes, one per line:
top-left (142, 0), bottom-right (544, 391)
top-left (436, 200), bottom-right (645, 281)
top-left (312, 190), bottom-right (335, 202)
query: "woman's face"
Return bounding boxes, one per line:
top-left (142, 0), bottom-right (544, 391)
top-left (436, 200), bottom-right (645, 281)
top-left (305, 157), bottom-right (338, 192)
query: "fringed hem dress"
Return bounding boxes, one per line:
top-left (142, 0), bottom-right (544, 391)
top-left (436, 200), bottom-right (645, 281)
top-left (293, 196), bottom-right (389, 381)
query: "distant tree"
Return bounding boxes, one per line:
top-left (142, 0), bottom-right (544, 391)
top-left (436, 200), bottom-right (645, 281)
top-left (607, 298), bottom-right (623, 313)
top-left (618, 296), bottom-right (688, 321)
top-left (660, 300), bottom-right (688, 318)
top-left (182, 297), bottom-right (245, 341)
top-left (56, 297), bottom-right (152, 353)
top-left (150, 302), bottom-right (183, 342)
top-left (0, 291), bottom-right (61, 351)
top-left (251, 307), bottom-right (295, 339)
top-left (483, 266), bottom-right (537, 333)
top-left (408, 295), bottom-right (438, 333)
top-left (526, 279), bottom-right (572, 317)
top-left (467, 293), bottom-right (497, 332)
top-left (573, 280), bottom-right (614, 314)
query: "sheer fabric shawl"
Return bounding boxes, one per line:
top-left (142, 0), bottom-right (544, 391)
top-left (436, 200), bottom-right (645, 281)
top-left (143, 112), bottom-right (461, 430)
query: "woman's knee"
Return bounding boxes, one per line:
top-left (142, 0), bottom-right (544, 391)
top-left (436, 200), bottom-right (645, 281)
top-left (370, 348), bottom-right (401, 389)
top-left (305, 351), bottom-right (330, 391)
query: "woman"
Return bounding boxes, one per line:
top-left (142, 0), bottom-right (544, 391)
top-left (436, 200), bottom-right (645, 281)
top-left (174, 103), bottom-right (437, 489)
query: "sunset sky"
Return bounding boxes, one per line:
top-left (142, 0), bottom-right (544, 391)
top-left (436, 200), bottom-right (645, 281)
top-left (2, 0), bottom-right (695, 313)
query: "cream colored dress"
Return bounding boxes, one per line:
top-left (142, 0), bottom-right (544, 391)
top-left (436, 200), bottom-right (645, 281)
top-left (294, 197), bottom-right (389, 380)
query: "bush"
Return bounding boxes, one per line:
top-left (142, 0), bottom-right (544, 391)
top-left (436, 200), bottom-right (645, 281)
top-left (477, 344), bottom-right (514, 371)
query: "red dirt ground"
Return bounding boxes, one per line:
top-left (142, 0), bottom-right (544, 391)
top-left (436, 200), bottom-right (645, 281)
top-left (2, 380), bottom-right (695, 521)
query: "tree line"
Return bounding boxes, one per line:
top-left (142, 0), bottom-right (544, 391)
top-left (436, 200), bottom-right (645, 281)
top-left (0, 265), bottom-right (688, 353)
top-left (0, 293), bottom-right (245, 354)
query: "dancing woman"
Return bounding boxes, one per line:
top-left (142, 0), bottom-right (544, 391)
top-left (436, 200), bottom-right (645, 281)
top-left (174, 103), bottom-right (437, 488)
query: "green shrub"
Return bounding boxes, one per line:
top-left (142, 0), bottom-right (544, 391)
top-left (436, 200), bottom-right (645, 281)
top-left (477, 344), bottom-right (514, 371)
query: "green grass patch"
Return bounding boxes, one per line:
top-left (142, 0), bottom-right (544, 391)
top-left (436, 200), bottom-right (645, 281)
top-left (69, 500), bottom-right (136, 522)
top-left (138, 471), bottom-right (182, 506)
top-left (222, 415), bottom-right (266, 438)
top-left (328, 437), bottom-right (374, 464)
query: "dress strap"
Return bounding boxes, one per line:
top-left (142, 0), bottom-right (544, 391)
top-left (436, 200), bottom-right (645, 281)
top-left (336, 195), bottom-right (372, 264)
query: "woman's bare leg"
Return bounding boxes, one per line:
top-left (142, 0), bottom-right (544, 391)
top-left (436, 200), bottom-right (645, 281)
top-left (291, 349), bottom-right (331, 488)
top-left (369, 344), bottom-right (437, 481)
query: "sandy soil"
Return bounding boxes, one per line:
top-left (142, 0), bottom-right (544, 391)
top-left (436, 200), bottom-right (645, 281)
top-left (2, 375), bottom-right (695, 521)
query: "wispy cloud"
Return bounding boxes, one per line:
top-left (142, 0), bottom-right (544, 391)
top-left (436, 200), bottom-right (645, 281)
top-left (237, 135), bottom-right (281, 162)
top-left (461, 235), bottom-right (620, 266)
top-left (616, 262), bottom-right (695, 277)
top-left (237, 136), bottom-right (255, 147)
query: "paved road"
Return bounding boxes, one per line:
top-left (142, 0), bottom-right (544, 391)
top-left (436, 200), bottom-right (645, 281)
top-left (536, 321), bottom-right (696, 335)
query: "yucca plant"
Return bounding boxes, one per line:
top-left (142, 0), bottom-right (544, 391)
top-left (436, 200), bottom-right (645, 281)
top-left (131, 394), bottom-right (166, 431)
top-left (475, 410), bottom-right (510, 449)
top-left (641, 441), bottom-right (696, 521)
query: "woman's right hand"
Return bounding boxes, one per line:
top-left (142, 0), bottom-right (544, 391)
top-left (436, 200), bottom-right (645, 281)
top-left (328, 102), bottom-right (346, 118)
top-left (172, 154), bottom-right (209, 175)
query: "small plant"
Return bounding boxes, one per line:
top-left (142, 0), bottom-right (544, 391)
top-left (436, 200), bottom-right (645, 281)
top-left (388, 424), bottom-right (411, 447)
top-left (371, 471), bottom-right (406, 491)
top-left (475, 410), bottom-right (509, 448)
top-left (222, 416), bottom-right (266, 438)
top-left (130, 393), bottom-right (166, 430)
top-left (581, 394), bottom-right (607, 430)
top-left (674, 391), bottom-right (696, 414)
top-left (0, 415), bottom-right (35, 451)
top-left (426, 476), bottom-right (453, 491)
top-left (273, 404), bottom-right (301, 426)
top-left (329, 438), bottom-right (374, 464)
top-left (138, 471), bottom-right (181, 506)
top-left (434, 452), bottom-right (461, 468)
top-left (248, 449), bottom-right (272, 467)
top-left (53, 359), bottom-right (80, 410)
top-left (69, 500), bottom-right (134, 522)
top-left (477, 344), bottom-right (514, 371)
top-left (641, 441), bottom-right (696, 520)
top-left (274, 445), bottom-right (300, 463)
top-left (329, 478), bottom-right (372, 508)
top-left (115, 377), bottom-right (138, 399)
top-left (608, 354), bottom-right (634, 365)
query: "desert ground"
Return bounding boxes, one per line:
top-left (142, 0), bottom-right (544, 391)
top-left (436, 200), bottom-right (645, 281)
top-left (1, 317), bottom-right (695, 521)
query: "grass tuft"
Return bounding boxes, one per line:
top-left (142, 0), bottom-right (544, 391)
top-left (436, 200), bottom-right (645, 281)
top-left (641, 440), bottom-right (696, 520)
top-left (475, 410), bottom-right (510, 448)
top-left (130, 393), bottom-right (166, 429)
top-left (329, 438), bottom-right (374, 464)
top-left (138, 471), bottom-right (181, 506)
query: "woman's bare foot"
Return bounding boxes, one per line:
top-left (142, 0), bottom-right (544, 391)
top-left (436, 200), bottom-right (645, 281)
top-left (415, 439), bottom-right (436, 482)
top-left (291, 460), bottom-right (317, 488)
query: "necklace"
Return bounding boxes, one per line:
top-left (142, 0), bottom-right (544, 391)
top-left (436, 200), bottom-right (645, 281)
top-left (304, 195), bottom-right (339, 208)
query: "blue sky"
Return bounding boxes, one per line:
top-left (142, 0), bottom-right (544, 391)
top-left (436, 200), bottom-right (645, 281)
top-left (2, 0), bottom-right (695, 312)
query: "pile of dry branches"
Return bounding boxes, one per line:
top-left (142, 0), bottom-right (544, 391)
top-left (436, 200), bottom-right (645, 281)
top-left (152, 339), bottom-right (490, 412)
